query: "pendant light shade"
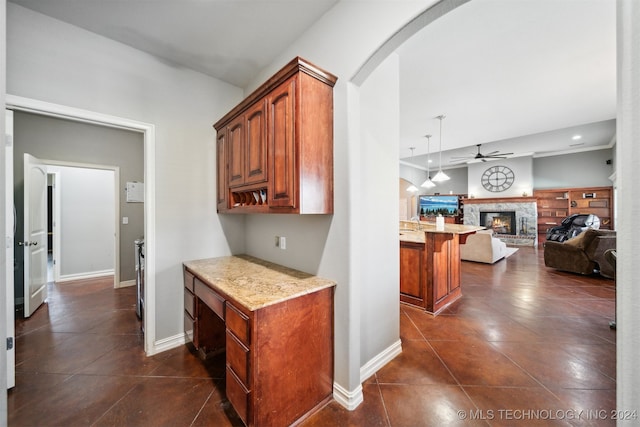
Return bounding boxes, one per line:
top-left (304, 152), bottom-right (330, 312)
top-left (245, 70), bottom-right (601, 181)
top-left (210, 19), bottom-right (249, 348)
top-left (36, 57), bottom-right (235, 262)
top-left (421, 178), bottom-right (436, 189)
top-left (421, 134), bottom-right (436, 188)
top-left (406, 147), bottom-right (419, 192)
top-left (432, 115), bottom-right (450, 182)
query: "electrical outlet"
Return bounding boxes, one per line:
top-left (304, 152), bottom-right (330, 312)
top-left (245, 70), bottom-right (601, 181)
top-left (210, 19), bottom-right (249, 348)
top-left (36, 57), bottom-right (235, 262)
top-left (280, 236), bottom-right (286, 250)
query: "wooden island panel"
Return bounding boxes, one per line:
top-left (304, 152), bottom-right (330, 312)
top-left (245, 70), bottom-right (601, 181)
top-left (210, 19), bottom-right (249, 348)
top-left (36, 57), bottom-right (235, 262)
top-left (400, 222), bottom-right (480, 315)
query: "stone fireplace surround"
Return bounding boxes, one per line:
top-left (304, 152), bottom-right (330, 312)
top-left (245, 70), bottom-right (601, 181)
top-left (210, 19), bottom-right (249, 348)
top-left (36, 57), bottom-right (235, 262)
top-left (464, 197), bottom-right (538, 246)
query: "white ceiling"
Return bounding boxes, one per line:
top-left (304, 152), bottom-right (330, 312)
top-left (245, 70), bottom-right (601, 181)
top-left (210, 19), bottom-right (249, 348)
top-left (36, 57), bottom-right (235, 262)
top-left (9, 0), bottom-right (617, 169)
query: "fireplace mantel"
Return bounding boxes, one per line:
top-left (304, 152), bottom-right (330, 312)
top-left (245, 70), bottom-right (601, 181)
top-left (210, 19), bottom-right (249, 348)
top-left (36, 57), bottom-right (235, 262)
top-left (465, 196), bottom-right (537, 205)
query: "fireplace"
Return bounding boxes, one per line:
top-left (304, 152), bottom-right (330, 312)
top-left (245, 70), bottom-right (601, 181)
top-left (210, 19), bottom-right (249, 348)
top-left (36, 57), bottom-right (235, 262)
top-left (480, 211), bottom-right (516, 235)
top-left (464, 197), bottom-right (538, 246)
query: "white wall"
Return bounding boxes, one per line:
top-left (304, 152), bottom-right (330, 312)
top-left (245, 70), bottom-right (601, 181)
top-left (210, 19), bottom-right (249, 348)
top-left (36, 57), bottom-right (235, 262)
top-left (48, 165), bottom-right (115, 280)
top-left (7, 3), bottom-right (244, 345)
top-left (357, 53), bottom-right (401, 372)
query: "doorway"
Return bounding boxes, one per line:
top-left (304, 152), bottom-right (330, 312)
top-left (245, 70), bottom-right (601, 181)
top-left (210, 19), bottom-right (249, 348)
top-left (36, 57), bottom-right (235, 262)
top-left (45, 163), bottom-right (119, 286)
top-left (5, 95), bottom-right (156, 358)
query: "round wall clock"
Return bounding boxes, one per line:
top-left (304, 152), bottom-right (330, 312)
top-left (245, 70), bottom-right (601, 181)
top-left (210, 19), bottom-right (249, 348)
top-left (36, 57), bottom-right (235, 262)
top-left (481, 165), bottom-right (515, 192)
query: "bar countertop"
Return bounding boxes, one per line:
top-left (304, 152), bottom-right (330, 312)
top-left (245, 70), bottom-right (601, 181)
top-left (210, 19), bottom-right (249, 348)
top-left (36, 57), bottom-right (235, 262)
top-left (183, 255), bottom-right (336, 311)
top-left (399, 220), bottom-right (484, 243)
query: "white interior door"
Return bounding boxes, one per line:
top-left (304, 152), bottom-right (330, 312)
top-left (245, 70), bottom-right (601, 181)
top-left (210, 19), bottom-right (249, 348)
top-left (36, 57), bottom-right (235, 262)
top-left (23, 153), bottom-right (48, 317)
top-left (5, 110), bottom-right (15, 388)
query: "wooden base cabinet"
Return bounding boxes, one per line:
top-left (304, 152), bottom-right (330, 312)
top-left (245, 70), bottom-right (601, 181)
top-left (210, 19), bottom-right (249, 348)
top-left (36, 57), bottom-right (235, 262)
top-left (215, 57), bottom-right (337, 214)
top-left (183, 266), bottom-right (334, 427)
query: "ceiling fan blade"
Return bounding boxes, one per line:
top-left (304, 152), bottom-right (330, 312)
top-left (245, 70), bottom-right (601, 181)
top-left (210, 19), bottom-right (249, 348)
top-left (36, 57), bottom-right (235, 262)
top-left (484, 150), bottom-right (500, 156)
top-left (485, 152), bottom-right (513, 157)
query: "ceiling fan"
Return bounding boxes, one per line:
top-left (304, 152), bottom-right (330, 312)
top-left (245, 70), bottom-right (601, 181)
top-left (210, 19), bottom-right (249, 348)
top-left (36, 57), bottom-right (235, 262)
top-left (450, 144), bottom-right (513, 163)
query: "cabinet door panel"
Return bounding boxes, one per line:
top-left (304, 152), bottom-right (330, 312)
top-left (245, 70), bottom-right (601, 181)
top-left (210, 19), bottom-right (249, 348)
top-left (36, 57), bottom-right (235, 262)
top-left (268, 77), bottom-right (297, 208)
top-left (400, 244), bottom-right (423, 300)
top-left (228, 116), bottom-right (245, 188)
top-left (245, 101), bottom-right (267, 185)
top-left (216, 131), bottom-right (228, 211)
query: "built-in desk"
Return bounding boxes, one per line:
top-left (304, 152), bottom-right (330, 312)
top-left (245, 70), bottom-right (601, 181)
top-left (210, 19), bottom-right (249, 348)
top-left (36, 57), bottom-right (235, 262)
top-left (183, 255), bottom-right (336, 427)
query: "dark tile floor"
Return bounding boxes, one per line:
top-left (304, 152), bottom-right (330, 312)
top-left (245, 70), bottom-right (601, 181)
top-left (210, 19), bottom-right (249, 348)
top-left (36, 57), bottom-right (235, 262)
top-left (9, 247), bottom-right (616, 426)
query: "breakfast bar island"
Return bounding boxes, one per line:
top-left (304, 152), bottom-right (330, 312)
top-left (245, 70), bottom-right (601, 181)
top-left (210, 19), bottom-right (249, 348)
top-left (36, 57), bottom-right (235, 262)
top-left (399, 221), bottom-right (483, 315)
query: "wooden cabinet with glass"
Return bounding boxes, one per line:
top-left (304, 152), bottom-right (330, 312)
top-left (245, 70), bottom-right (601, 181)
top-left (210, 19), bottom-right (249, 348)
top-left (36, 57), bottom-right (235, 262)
top-left (534, 186), bottom-right (613, 244)
top-left (214, 57), bottom-right (337, 214)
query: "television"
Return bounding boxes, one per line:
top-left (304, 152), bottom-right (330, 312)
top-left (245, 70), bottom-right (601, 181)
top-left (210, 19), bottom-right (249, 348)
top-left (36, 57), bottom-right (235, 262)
top-left (418, 195), bottom-right (459, 216)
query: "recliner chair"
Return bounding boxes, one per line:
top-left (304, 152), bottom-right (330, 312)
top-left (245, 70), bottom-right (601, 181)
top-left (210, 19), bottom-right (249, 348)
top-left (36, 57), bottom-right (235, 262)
top-left (546, 213), bottom-right (600, 242)
top-left (544, 228), bottom-right (616, 278)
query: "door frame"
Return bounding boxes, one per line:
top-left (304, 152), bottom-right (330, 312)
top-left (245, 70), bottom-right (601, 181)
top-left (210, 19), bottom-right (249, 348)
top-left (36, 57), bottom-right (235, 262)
top-left (6, 94), bottom-right (158, 356)
top-left (45, 161), bottom-right (120, 286)
top-left (5, 110), bottom-right (15, 389)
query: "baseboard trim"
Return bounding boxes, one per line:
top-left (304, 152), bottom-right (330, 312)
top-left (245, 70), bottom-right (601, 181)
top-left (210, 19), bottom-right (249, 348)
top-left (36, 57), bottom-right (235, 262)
top-left (117, 279), bottom-right (136, 288)
top-left (360, 339), bottom-right (403, 383)
top-left (57, 270), bottom-right (114, 283)
top-left (333, 381), bottom-right (363, 411)
top-left (148, 332), bottom-right (186, 356)
top-left (332, 339), bottom-right (403, 411)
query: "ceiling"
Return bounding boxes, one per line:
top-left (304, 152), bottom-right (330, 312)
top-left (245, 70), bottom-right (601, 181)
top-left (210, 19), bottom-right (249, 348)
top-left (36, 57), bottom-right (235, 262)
top-left (9, 0), bottom-right (617, 169)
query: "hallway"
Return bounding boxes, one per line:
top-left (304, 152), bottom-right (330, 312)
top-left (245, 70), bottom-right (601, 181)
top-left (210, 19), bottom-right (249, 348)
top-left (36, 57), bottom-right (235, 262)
top-left (9, 247), bottom-right (616, 426)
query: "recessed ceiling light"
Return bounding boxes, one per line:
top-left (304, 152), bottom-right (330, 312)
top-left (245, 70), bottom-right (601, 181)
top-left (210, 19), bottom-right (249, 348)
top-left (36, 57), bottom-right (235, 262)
top-left (572, 135), bottom-right (582, 140)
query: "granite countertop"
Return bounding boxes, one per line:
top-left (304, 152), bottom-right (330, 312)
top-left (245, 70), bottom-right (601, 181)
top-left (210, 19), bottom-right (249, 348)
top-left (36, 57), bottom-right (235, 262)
top-left (183, 255), bottom-right (336, 311)
top-left (399, 221), bottom-right (485, 243)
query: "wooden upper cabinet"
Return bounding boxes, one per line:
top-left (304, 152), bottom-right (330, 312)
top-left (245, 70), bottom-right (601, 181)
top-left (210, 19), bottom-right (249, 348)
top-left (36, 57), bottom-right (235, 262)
top-left (214, 57), bottom-right (337, 214)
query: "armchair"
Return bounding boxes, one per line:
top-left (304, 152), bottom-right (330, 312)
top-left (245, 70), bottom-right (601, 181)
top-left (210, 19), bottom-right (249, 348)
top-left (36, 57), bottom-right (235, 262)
top-left (543, 228), bottom-right (616, 278)
top-left (460, 229), bottom-right (508, 264)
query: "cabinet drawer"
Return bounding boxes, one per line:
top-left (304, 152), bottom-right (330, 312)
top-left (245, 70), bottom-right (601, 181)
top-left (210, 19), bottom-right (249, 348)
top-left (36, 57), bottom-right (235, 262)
top-left (184, 312), bottom-right (195, 346)
top-left (226, 368), bottom-right (250, 425)
top-left (194, 278), bottom-right (225, 319)
top-left (184, 269), bottom-right (195, 292)
top-left (184, 288), bottom-right (195, 318)
top-left (226, 331), bottom-right (250, 385)
top-left (226, 303), bottom-right (250, 345)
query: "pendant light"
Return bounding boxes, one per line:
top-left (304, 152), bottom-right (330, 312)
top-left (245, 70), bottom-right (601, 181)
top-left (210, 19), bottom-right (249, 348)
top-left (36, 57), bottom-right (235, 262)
top-left (406, 147), bottom-right (419, 192)
top-left (431, 115), bottom-right (450, 182)
top-left (421, 135), bottom-right (436, 189)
